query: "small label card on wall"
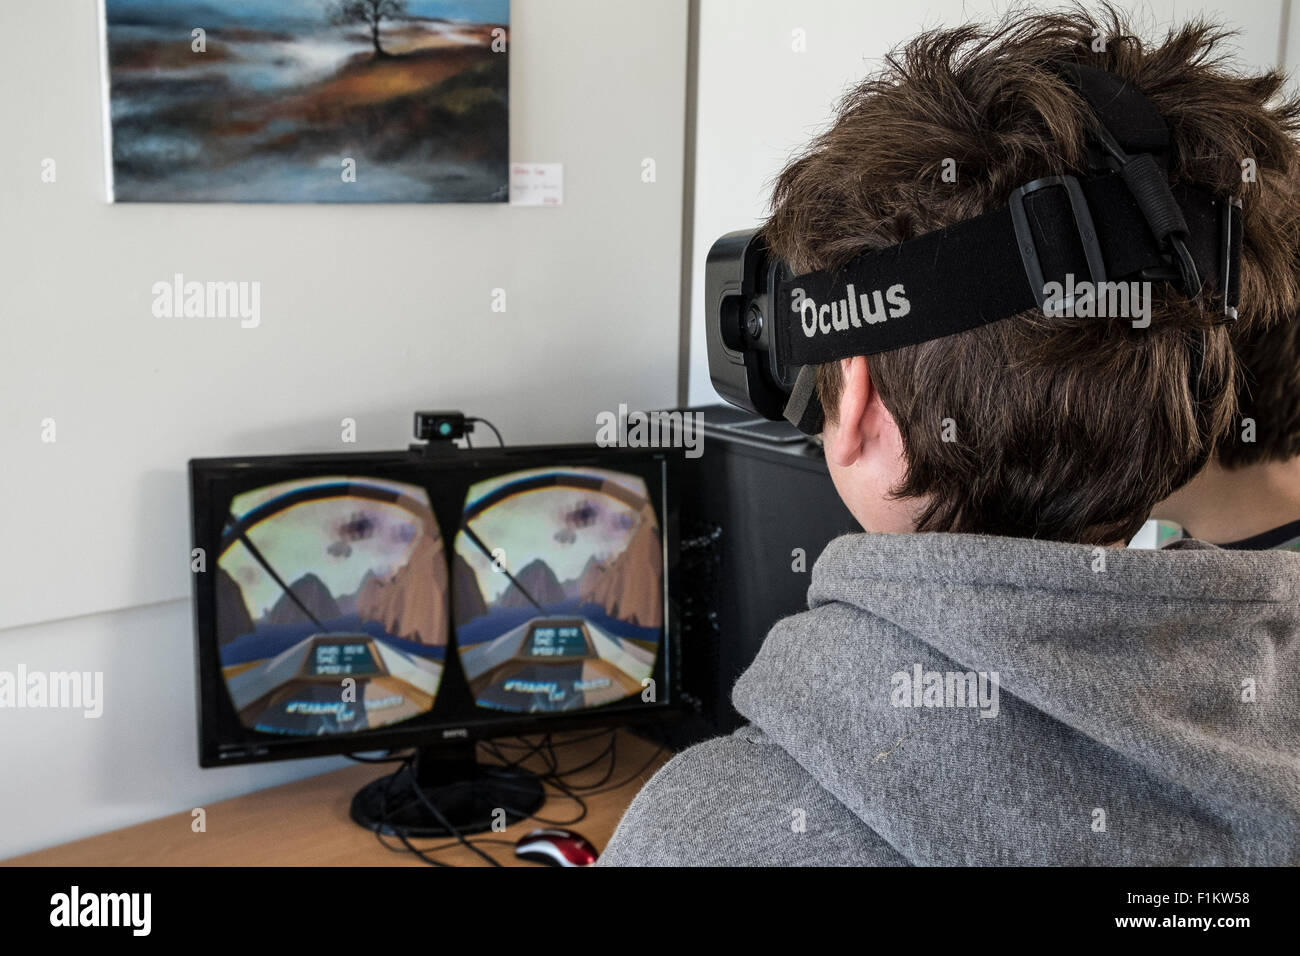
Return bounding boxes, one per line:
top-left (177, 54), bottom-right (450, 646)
top-left (510, 163), bottom-right (563, 206)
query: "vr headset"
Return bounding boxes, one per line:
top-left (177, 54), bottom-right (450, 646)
top-left (705, 63), bottom-right (1242, 435)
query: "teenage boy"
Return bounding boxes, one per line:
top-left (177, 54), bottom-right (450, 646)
top-left (601, 9), bottom-right (1300, 866)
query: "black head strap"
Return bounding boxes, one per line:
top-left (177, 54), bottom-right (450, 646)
top-left (773, 66), bottom-right (1241, 377)
top-left (1057, 62), bottom-right (1172, 171)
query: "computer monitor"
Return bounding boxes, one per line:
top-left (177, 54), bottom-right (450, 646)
top-left (189, 444), bottom-right (679, 833)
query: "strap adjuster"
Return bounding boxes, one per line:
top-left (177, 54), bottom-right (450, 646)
top-left (1219, 196), bottom-right (1241, 323)
top-left (1009, 175), bottom-right (1107, 314)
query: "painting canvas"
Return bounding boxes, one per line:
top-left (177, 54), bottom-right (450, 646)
top-left (101, 0), bottom-right (509, 202)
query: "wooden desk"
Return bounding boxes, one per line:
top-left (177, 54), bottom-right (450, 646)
top-left (6, 730), bottom-right (668, 867)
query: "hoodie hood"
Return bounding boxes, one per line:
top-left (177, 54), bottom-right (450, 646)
top-left (731, 532), bottom-right (1300, 865)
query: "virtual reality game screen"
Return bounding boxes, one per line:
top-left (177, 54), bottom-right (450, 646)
top-left (453, 467), bottom-right (664, 714)
top-left (215, 477), bottom-right (449, 736)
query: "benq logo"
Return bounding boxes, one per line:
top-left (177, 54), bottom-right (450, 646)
top-left (442, 728), bottom-right (468, 739)
top-left (795, 283), bottom-right (910, 337)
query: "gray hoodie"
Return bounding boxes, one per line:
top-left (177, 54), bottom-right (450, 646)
top-left (600, 532), bottom-right (1300, 866)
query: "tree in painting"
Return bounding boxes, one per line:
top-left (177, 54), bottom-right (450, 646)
top-left (330, 0), bottom-right (409, 58)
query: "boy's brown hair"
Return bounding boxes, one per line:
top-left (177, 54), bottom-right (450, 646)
top-left (1217, 317), bottom-right (1300, 467)
top-left (762, 5), bottom-right (1300, 544)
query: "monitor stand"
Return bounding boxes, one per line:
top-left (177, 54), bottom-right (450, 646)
top-left (349, 741), bottom-right (546, 837)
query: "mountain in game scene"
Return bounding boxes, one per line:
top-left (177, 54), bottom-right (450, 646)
top-left (265, 573), bottom-right (341, 627)
top-left (453, 552), bottom-right (488, 621)
top-left (336, 569), bottom-right (377, 615)
top-left (496, 557), bottom-right (566, 609)
top-left (215, 567), bottom-right (255, 645)
top-left (583, 518), bottom-right (662, 627)
top-left (556, 554), bottom-right (600, 598)
top-left (566, 554), bottom-right (607, 599)
top-left (355, 531), bottom-right (446, 645)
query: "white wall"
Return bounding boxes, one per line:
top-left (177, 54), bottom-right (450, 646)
top-left (4, 0), bottom-right (1292, 861)
top-left (686, 0), bottom-right (1291, 404)
top-left (0, 0), bottom-right (688, 858)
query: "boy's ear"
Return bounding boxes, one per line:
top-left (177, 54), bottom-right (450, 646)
top-left (825, 355), bottom-right (873, 468)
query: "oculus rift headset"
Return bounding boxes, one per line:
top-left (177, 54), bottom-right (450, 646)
top-left (705, 63), bottom-right (1242, 435)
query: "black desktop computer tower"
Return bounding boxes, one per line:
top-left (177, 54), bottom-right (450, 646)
top-left (672, 404), bottom-right (858, 746)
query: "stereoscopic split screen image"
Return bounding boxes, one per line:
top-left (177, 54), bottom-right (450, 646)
top-left (214, 467), bottom-right (664, 736)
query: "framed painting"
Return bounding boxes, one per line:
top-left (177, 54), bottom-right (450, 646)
top-left (100, 1), bottom-right (510, 202)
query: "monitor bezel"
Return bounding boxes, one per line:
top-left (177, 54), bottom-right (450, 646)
top-left (190, 443), bottom-right (682, 768)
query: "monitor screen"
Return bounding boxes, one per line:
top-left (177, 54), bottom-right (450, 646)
top-left (190, 446), bottom-right (677, 767)
top-left (452, 468), bottom-right (664, 714)
top-left (216, 476), bottom-right (448, 737)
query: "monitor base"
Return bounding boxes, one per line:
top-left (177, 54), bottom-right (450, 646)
top-left (349, 742), bottom-right (545, 837)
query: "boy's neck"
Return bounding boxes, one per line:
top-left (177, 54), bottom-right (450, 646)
top-left (1156, 457), bottom-right (1300, 545)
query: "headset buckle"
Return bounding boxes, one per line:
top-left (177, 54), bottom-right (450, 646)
top-left (1219, 196), bottom-right (1241, 323)
top-left (1009, 175), bottom-right (1107, 314)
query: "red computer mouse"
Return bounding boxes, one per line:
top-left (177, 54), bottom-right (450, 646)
top-left (513, 828), bottom-right (599, 867)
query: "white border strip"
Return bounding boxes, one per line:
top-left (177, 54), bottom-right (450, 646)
top-left (96, 0), bottom-right (115, 203)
